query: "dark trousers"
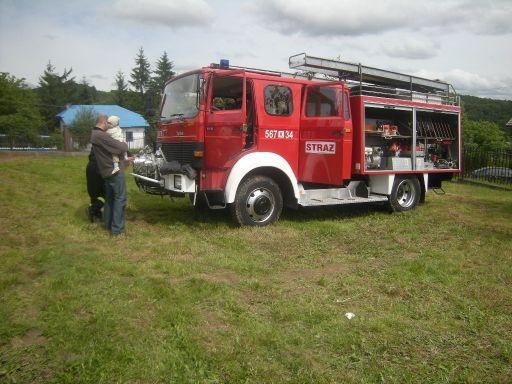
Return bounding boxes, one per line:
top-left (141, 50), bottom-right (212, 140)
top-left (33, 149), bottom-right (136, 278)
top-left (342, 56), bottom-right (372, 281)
top-left (86, 162), bottom-right (105, 218)
top-left (103, 172), bottom-right (127, 235)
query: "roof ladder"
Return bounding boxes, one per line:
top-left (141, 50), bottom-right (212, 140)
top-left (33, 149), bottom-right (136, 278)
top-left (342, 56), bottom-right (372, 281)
top-left (289, 53), bottom-right (452, 94)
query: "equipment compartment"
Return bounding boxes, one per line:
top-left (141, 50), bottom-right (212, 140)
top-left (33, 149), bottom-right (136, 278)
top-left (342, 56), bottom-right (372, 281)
top-left (363, 105), bottom-right (414, 171)
top-left (363, 104), bottom-right (460, 172)
top-left (416, 110), bottom-right (459, 170)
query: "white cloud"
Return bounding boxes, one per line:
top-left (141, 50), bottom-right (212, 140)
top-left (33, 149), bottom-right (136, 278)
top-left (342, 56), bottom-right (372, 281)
top-left (107, 0), bottom-right (213, 29)
top-left (252, 0), bottom-right (512, 37)
top-left (465, 3), bottom-right (512, 35)
top-left (382, 39), bottom-right (440, 60)
top-left (42, 34), bottom-right (58, 40)
top-left (414, 68), bottom-right (512, 98)
top-left (90, 74), bottom-right (108, 80)
top-left (1, 0), bottom-right (511, 99)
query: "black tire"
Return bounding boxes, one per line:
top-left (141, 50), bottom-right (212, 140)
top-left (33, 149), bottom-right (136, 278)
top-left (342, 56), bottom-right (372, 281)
top-left (230, 175), bottom-right (283, 226)
top-left (189, 192), bottom-right (209, 211)
top-left (388, 176), bottom-right (421, 212)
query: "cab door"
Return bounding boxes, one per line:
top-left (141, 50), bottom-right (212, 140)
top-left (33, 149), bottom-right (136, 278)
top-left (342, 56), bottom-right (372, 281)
top-left (204, 74), bottom-right (247, 169)
top-left (299, 85), bottom-right (345, 185)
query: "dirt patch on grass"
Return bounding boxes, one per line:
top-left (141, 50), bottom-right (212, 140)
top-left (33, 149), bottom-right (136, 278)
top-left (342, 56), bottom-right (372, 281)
top-left (13, 305), bottom-right (40, 324)
top-left (195, 307), bottom-right (231, 354)
top-left (383, 285), bottom-right (413, 300)
top-left (10, 329), bottom-right (47, 349)
top-left (197, 270), bottom-right (241, 285)
top-left (241, 227), bottom-right (302, 258)
top-left (0, 152), bottom-right (33, 163)
top-left (74, 308), bottom-right (92, 322)
top-left (278, 261), bottom-right (351, 282)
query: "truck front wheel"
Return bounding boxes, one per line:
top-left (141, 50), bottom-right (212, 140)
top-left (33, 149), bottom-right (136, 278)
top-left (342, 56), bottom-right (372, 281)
top-left (230, 176), bottom-right (283, 226)
top-left (389, 176), bottom-right (421, 212)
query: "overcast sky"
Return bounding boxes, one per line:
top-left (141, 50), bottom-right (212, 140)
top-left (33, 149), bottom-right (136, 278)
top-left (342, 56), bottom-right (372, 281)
top-left (1, 0), bottom-right (511, 99)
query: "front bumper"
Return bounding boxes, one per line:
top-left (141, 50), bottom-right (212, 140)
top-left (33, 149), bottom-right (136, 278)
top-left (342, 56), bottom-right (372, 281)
top-left (132, 147), bottom-right (196, 195)
top-left (131, 171), bottom-right (196, 194)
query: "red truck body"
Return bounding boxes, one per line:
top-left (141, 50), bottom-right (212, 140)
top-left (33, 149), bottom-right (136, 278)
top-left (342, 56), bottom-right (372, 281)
top-left (133, 56), bottom-right (461, 226)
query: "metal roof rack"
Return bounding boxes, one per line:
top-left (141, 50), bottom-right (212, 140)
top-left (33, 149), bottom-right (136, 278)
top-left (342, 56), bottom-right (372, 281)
top-left (289, 53), bottom-right (459, 105)
top-left (229, 64), bottom-right (330, 82)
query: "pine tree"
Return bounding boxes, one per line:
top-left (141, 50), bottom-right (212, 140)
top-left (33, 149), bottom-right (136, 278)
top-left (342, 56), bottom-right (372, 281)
top-left (152, 51), bottom-right (175, 94)
top-left (130, 47), bottom-right (151, 97)
top-left (76, 77), bottom-right (95, 104)
top-left (113, 70), bottom-right (128, 107)
top-left (68, 106), bottom-right (97, 149)
top-left (37, 62), bottom-right (76, 132)
top-left (0, 73), bottom-right (43, 148)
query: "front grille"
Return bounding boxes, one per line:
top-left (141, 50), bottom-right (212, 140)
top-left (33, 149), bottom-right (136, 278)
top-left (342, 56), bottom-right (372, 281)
top-left (159, 141), bottom-right (198, 166)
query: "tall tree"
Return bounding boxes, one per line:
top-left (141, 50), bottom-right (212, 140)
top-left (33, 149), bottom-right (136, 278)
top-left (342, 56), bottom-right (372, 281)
top-left (462, 95), bottom-right (512, 130)
top-left (0, 73), bottom-right (43, 148)
top-left (113, 70), bottom-right (128, 107)
top-left (464, 120), bottom-right (510, 151)
top-left (67, 106), bottom-right (97, 149)
top-left (146, 51), bottom-right (175, 132)
top-left (37, 62), bottom-right (76, 133)
top-left (76, 77), bottom-right (96, 104)
top-left (152, 51), bottom-right (175, 94)
top-left (130, 47), bottom-right (151, 97)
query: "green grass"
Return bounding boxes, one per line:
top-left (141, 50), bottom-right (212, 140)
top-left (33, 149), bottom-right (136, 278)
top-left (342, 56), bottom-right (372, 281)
top-left (1, 153), bottom-right (511, 383)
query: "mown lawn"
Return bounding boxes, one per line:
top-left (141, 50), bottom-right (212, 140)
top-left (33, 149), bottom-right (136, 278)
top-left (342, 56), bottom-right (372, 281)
top-left (1, 153), bottom-right (511, 383)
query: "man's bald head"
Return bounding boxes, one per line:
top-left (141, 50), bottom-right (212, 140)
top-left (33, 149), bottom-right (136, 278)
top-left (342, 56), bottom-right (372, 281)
top-left (95, 114), bottom-right (108, 130)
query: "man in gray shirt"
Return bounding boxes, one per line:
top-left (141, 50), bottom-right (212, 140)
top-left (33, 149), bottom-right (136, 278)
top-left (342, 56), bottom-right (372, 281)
top-left (90, 114), bottom-right (129, 235)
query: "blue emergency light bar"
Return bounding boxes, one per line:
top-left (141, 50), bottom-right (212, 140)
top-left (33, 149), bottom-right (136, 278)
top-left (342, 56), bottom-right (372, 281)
top-left (220, 59), bottom-right (229, 69)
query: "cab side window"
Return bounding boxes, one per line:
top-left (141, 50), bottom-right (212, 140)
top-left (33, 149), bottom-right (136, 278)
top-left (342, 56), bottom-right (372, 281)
top-left (211, 76), bottom-right (243, 111)
top-left (264, 85), bottom-right (293, 116)
top-left (343, 91), bottom-right (351, 120)
top-left (306, 87), bottom-right (338, 117)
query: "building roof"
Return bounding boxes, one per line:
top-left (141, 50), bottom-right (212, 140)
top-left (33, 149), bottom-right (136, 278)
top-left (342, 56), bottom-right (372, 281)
top-left (56, 105), bottom-right (149, 128)
top-left (506, 118), bottom-right (512, 127)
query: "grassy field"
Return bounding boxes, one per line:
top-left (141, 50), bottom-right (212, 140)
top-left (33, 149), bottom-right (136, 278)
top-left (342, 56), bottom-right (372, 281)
top-left (1, 153), bottom-right (511, 383)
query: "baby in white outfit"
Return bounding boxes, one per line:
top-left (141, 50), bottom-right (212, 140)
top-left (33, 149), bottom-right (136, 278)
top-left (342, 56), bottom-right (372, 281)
top-left (106, 115), bottom-right (126, 174)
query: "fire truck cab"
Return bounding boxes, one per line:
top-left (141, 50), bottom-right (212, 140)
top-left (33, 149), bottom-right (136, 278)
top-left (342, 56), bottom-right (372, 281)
top-left (133, 54), bottom-right (461, 226)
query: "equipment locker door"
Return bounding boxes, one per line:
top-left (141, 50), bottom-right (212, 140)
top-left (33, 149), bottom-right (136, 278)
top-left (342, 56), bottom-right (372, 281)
top-left (204, 74), bottom-right (247, 169)
top-left (299, 85), bottom-right (346, 185)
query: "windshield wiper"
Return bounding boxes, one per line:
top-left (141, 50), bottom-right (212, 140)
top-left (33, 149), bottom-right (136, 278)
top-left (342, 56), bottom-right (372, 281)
top-left (170, 113), bottom-right (185, 119)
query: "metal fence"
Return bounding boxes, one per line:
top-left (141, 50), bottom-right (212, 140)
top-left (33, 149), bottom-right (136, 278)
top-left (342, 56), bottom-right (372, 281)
top-left (0, 134), bottom-right (58, 151)
top-left (458, 147), bottom-right (512, 186)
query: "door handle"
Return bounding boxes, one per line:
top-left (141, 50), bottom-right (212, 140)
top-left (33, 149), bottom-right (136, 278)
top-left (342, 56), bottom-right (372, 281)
top-left (331, 129), bottom-right (345, 136)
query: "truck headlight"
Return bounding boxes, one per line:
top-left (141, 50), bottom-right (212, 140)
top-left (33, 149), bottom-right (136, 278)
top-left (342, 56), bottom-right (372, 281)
top-left (174, 175), bottom-right (182, 190)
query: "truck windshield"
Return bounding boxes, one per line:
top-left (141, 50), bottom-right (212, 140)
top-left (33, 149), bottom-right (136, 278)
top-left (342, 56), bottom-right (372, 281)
top-left (161, 74), bottom-right (200, 120)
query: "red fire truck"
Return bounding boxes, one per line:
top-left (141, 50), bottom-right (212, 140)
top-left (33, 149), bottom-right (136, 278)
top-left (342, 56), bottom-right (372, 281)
top-left (133, 54), bottom-right (461, 226)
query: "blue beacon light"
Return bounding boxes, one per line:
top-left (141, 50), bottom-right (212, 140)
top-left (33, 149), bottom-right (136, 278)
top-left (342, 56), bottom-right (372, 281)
top-left (220, 59), bottom-right (229, 69)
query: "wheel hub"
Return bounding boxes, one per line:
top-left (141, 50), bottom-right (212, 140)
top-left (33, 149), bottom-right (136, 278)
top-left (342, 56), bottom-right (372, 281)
top-left (246, 188), bottom-right (275, 223)
top-left (396, 179), bottom-right (417, 208)
top-left (253, 196), bottom-right (271, 215)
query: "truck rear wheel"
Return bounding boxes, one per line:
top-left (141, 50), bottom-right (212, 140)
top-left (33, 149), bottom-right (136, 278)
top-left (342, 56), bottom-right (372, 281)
top-left (230, 175), bottom-right (283, 226)
top-left (389, 176), bottom-right (421, 212)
